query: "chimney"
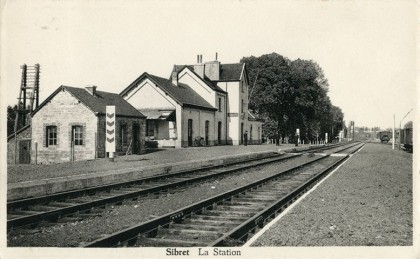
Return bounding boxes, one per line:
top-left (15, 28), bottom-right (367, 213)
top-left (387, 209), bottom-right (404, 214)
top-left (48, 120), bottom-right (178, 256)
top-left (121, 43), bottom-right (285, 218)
top-left (171, 70), bottom-right (178, 86)
top-left (85, 85), bottom-right (97, 96)
top-left (204, 53), bottom-right (220, 81)
top-left (194, 54), bottom-right (205, 78)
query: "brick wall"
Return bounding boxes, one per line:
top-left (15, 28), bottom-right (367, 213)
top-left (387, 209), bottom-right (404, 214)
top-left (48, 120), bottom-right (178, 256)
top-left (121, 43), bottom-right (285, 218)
top-left (7, 125), bottom-right (32, 164)
top-left (31, 90), bottom-right (98, 164)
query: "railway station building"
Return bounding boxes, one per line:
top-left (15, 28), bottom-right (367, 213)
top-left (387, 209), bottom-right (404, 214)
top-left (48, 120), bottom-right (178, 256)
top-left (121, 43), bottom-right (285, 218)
top-left (8, 85), bottom-right (146, 164)
top-left (120, 55), bottom-right (264, 148)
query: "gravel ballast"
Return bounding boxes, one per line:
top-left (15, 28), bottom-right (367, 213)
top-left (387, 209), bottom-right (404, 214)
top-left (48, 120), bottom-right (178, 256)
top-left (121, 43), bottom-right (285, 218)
top-left (8, 154), bottom-right (319, 247)
top-left (252, 143), bottom-right (413, 246)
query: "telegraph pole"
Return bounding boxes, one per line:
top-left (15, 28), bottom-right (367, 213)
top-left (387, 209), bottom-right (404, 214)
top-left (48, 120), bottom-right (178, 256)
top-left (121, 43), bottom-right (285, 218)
top-left (392, 114), bottom-right (395, 150)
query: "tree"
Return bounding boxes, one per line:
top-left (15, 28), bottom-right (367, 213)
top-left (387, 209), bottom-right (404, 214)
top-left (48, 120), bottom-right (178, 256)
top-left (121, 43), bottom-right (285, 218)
top-left (329, 105), bottom-right (344, 139)
top-left (289, 59), bottom-right (328, 141)
top-left (404, 121), bottom-right (412, 129)
top-left (242, 53), bottom-right (343, 143)
top-left (343, 121), bottom-right (348, 138)
top-left (242, 53), bottom-right (292, 142)
top-left (7, 105), bottom-right (17, 136)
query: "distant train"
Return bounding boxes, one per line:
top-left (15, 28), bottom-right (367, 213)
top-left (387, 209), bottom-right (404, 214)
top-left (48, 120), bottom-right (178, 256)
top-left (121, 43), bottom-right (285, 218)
top-left (378, 131), bottom-right (391, 143)
top-left (400, 127), bottom-right (413, 152)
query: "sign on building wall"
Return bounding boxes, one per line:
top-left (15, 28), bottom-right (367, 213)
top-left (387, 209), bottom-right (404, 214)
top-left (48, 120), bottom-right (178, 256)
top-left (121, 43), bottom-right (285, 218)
top-left (106, 105), bottom-right (116, 153)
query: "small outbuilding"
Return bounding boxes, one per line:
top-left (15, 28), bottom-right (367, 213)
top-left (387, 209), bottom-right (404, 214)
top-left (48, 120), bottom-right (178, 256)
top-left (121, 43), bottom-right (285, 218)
top-left (26, 85), bottom-right (146, 164)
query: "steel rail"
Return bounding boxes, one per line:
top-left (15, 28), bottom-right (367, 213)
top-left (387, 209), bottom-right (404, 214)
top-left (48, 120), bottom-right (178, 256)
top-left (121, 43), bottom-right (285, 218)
top-left (210, 154), bottom-right (349, 246)
top-left (8, 151), bottom-right (288, 210)
top-left (8, 142), bottom-right (356, 231)
top-left (331, 142), bottom-right (362, 153)
top-left (8, 142), bottom-right (347, 209)
top-left (7, 153), bottom-right (301, 229)
top-left (83, 155), bottom-right (331, 247)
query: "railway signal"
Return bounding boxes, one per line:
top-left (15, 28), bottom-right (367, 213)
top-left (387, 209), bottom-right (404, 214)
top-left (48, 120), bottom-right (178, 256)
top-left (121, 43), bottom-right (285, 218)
top-left (106, 106), bottom-right (116, 161)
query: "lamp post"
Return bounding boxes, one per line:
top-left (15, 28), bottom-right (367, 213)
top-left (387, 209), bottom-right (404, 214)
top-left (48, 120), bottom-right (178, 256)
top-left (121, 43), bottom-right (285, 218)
top-left (399, 108), bottom-right (413, 150)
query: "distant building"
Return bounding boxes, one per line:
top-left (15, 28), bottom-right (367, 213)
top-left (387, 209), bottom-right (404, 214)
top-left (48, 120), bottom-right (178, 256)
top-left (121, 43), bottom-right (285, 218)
top-left (120, 55), bottom-right (264, 148)
top-left (8, 85), bottom-right (146, 164)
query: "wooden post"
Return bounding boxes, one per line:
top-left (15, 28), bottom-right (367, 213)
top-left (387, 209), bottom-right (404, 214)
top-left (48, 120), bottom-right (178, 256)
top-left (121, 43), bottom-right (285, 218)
top-left (95, 132), bottom-right (98, 159)
top-left (35, 142), bottom-right (38, 165)
top-left (71, 141), bottom-right (74, 162)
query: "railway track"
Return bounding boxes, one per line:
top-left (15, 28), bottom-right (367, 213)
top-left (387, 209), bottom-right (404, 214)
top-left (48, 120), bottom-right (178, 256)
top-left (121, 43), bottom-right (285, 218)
top-left (7, 142), bottom-right (356, 231)
top-left (83, 142), bottom-right (365, 247)
top-left (325, 142), bottom-right (362, 154)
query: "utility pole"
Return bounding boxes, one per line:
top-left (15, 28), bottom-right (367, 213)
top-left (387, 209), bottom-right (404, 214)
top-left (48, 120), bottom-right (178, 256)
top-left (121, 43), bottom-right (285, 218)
top-left (392, 114), bottom-right (395, 150)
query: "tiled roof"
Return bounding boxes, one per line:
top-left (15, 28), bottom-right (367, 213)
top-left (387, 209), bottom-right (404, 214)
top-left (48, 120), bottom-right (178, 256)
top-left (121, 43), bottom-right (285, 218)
top-left (32, 86), bottom-right (145, 118)
top-left (174, 63), bottom-right (245, 82)
top-left (120, 72), bottom-right (217, 111)
top-left (173, 65), bottom-right (225, 93)
top-left (148, 74), bottom-right (217, 110)
top-left (219, 63), bottom-right (244, 81)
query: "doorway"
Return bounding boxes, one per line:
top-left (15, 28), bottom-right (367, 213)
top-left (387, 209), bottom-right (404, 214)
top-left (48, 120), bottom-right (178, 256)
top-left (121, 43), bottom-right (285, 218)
top-left (218, 121), bottom-right (222, 144)
top-left (132, 122), bottom-right (140, 154)
top-left (19, 139), bottom-right (31, 164)
top-left (241, 123), bottom-right (244, 145)
top-left (205, 120), bottom-right (209, 146)
top-left (188, 119), bottom-right (193, 146)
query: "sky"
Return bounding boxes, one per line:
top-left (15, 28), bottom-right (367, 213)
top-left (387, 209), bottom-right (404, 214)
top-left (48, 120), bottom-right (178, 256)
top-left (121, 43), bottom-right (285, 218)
top-left (1, 0), bottom-right (417, 129)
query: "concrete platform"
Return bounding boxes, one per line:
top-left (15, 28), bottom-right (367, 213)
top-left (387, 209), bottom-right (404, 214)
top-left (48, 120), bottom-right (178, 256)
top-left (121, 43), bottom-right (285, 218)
top-left (7, 143), bottom-right (330, 201)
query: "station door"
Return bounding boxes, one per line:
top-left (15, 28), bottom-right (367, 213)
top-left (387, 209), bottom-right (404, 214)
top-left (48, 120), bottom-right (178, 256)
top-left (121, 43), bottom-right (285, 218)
top-left (19, 140), bottom-right (31, 164)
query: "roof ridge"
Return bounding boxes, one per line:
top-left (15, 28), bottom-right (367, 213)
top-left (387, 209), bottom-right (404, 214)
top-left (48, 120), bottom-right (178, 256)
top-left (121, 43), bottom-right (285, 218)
top-left (33, 85), bottom-right (145, 118)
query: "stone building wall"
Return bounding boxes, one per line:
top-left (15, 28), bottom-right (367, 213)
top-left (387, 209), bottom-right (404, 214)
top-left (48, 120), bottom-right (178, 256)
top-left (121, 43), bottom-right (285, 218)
top-left (7, 125), bottom-right (32, 164)
top-left (31, 90), bottom-right (98, 164)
